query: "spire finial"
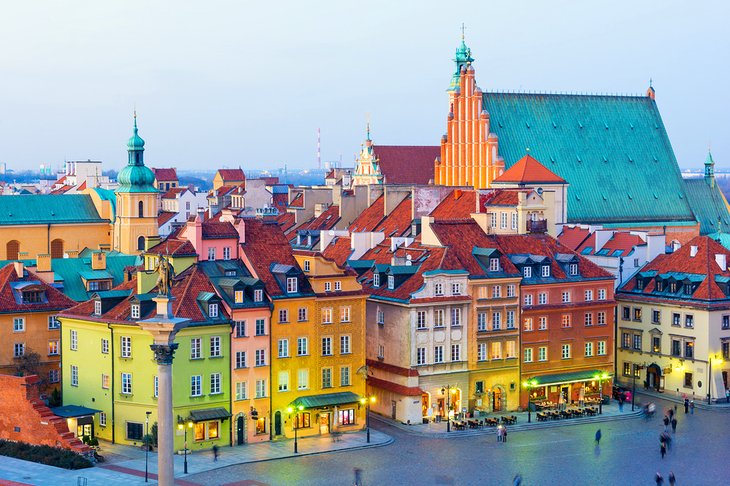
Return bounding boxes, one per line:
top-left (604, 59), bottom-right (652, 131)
top-left (649, 77), bottom-right (653, 88)
top-left (133, 108), bottom-right (138, 130)
top-left (461, 23), bottom-right (465, 41)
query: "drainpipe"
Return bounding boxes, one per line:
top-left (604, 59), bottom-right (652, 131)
top-left (108, 323), bottom-right (116, 444)
top-left (47, 223), bottom-right (51, 254)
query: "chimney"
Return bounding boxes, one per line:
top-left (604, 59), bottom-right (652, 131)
top-left (13, 261), bottom-right (24, 278)
top-left (36, 254), bottom-right (52, 272)
top-left (454, 189), bottom-right (462, 200)
top-left (91, 251), bottom-right (107, 271)
top-left (690, 245), bottom-right (698, 257)
top-left (716, 254), bottom-right (727, 271)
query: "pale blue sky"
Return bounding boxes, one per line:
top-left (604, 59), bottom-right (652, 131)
top-left (0, 0), bottom-right (727, 172)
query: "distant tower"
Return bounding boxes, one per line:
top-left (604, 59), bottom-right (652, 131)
top-left (113, 113), bottom-right (159, 253)
top-left (352, 123), bottom-right (383, 187)
top-left (705, 150), bottom-right (715, 188)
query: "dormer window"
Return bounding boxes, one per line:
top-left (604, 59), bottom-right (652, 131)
top-left (304, 260), bottom-right (311, 273)
top-left (387, 275), bottom-right (395, 290)
top-left (523, 266), bottom-right (532, 278)
top-left (334, 281), bottom-right (341, 291)
top-left (208, 247), bottom-right (216, 261)
top-left (286, 277), bottom-right (298, 293)
top-left (234, 290), bottom-right (244, 304)
top-left (489, 258), bottom-right (500, 272)
top-left (683, 283), bottom-right (692, 294)
top-left (254, 289), bottom-right (263, 302)
top-left (636, 278), bottom-right (644, 291)
top-left (656, 280), bottom-right (664, 292)
top-left (131, 304), bottom-right (140, 319)
top-left (452, 283), bottom-right (462, 295)
top-left (569, 264), bottom-right (578, 276)
top-left (87, 280), bottom-right (112, 291)
top-left (541, 265), bottom-right (550, 278)
top-left (94, 300), bottom-right (102, 316)
top-left (209, 303), bottom-right (219, 318)
top-left (669, 281), bottom-right (677, 293)
top-left (373, 273), bottom-right (380, 288)
top-left (224, 269), bottom-right (236, 277)
top-left (434, 283), bottom-right (444, 296)
top-left (21, 290), bottom-right (44, 304)
top-left (324, 282), bottom-right (331, 292)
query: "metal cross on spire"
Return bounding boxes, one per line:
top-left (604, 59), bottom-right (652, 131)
top-left (461, 23), bottom-right (466, 40)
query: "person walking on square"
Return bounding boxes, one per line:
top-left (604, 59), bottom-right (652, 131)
top-left (660, 441), bottom-right (667, 459)
top-left (353, 467), bottom-right (363, 486)
top-left (684, 398), bottom-right (689, 414)
top-left (668, 471), bottom-right (676, 486)
top-left (668, 408), bottom-right (674, 420)
top-left (690, 399), bottom-right (695, 414)
top-left (655, 472), bottom-right (664, 485)
top-left (212, 444), bottom-right (219, 462)
top-left (513, 474), bottom-right (523, 486)
top-left (503, 426), bottom-right (508, 443)
top-left (663, 415), bottom-right (670, 432)
top-left (671, 417), bottom-right (677, 433)
top-left (595, 429), bottom-right (601, 446)
top-left (497, 425), bottom-right (503, 442)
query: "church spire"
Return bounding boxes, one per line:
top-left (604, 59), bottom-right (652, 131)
top-left (127, 111), bottom-right (146, 166)
top-left (449, 25), bottom-right (474, 91)
top-left (705, 149), bottom-right (715, 187)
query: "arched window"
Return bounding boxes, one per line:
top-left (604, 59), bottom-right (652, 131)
top-left (137, 236), bottom-right (145, 251)
top-left (6, 240), bottom-right (19, 260)
top-left (138, 201), bottom-right (144, 218)
top-left (50, 239), bottom-right (64, 259)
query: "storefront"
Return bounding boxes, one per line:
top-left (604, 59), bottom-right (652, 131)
top-left (287, 391), bottom-right (363, 438)
top-left (189, 407), bottom-right (231, 445)
top-left (51, 405), bottom-right (101, 440)
top-left (522, 370), bottom-right (612, 410)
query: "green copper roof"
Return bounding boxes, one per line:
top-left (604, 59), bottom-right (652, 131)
top-left (51, 253), bottom-right (140, 301)
top-left (482, 92), bottom-right (696, 224)
top-left (0, 194), bottom-right (107, 225)
top-left (116, 115), bottom-right (157, 194)
top-left (127, 116), bottom-right (145, 151)
top-left (91, 188), bottom-right (117, 222)
top-left (448, 37), bottom-right (474, 91)
top-left (683, 178), bottom-right (730, 235)
top-left (708, 232), bottom-right (730, 251)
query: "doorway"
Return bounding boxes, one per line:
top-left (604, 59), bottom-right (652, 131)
top-left (492, 386), bottom-right (504, 412)
top-left (274, 411), bottom-right (282, 436)
top-left (421, 393), bottom-right (430, 417)
top-left (646, 364), bottom-right (662, 391)
top-left (319, 413), bottom-right (330, 434)
top-left (560, 386), bottom-right (570, 406)
top-left (236, 415), bottom-right (245, 445)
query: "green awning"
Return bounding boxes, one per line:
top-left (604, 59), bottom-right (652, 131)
top-left (51, 405), bottom-right (101, 418)
top-left (291, 391), bottom-right (361, 409)
top-left (189, 408), bottom-right (231, 422)
top-left (526, 370), bottom-right (611, 387)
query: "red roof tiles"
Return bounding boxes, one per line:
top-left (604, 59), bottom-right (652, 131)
top-left (297, 205), bottom-right (340, 231)
top-left (202, 221), bottom-right (239, 240)
top-left (492, 154), bottom-right (566, 184)
top-left (161, 187), bottom-right (187, 199)
top-left (153, 168), bottom-right (178, 181)
top-left (289, 193), bottom-right (304, 208)
top-left (349, 195), bottom-right (385, 232)
top-left (373, 146), bottom-right (439, 185)
top-left (216, 169), bottom-right (245, 182)
top-left (557, 226), bottom-right (592, 251)
top-left (430, 190), bottom-right (477, 219)
top-left (158, 211), bottom-right (178, 226)
top-left (374, 196), bottom-right (412, 237)
top-left (0, 264), bottom-right (76, 313)
top-left (322, 236), bottom-right (352, 267)
top-left (146, 238), bottom-right (197, 257)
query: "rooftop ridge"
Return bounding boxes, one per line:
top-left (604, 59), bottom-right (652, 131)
top-left (484, 90), bottom-right (646, 98)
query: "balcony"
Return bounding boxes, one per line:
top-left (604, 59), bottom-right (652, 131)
top-left (527, 219), bottom-right (548, 234)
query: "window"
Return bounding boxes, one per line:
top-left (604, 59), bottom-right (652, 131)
top-left (633, 308), bottom-right (642, 322)
top-left (324, 282), bottom-right (331, 292)
top-left (121, 336), bottom-right (132, 358)
top-left (94, 300), bottom-right (102, 316)
top-left (417, 347), bottom-right (426, 365)
top-left (684, 372), bottom-right (693, 388)
top-left (235, 381), bottom-right (248, 400)
top-left (255, 379), bottom-right (267, 398)
top-left (278, 339), bottom-right (289, 358)
top-left (685, 315), bottom-right (694, 328)
top-left (584, 290), bottom-right (593, 302)
top-left (48, 316), bottom-right (60, 330)
top-left (13, 318), bottom-right (24, 332)
top-left (435, 345), bottom-right (444, 363)
top-left (234, 290), bottom-right (244, 304)
top-left (598, 289), bottom-right (606, 300)
top-left (208, 303), bottom-right (219, 318)
top-left (523, 318), bottom-right (533, 331)
top-left (672, 313), bottom-right (681, 327)
top-left (434, 309), bottom-right (445, 327)
top-left (523, 266), bottom-right (532, 278)
top-left (255, 349), bottom-right (265, 366)
top-left (723, 341), bottom-right (730, 360)
top-left (451, 308), bottom-right (461, 326)
top-left (623, 362), bottom-right (632, 376)
top-left (561, 291), bottom-right (571, 303)
top-left (376, 308), bottom-right (385, 325)
top-left (297, 369), bottom-right (309, 390)
top-left (490, 213), bottom-right (497, 228)
top-left (538, 316), bottom-right (547, 330)
top-left (451, 344), bottom-right (461, 361)
top-left (254, 289), bottom-right (264, 302)
top-left (489, 258), bottom-right (500, 272)
top-left (723, 315), bottom-right (730, 330)
top-left (210, 373), bottom-right (221, 394)
top-left (387, 275), bottom-right (395, 290)
top-left (340, 335), bottom-right (351, 354)
top-left (49, 369), bottom-right (60, 384)
top-left (190, 375), bottom-right (202, 397)
top-left (524, 294), bottom-right (533, 306)
top-left (286, 277), bottom-right (298, 293)
top-left (561, 344), bottom-right (571, 359)
top-left (671, 339), bottom-right (681, 357)
top-left (378, 344), bottom-right (384, 359)
top-left (234, 321), bottom-right (246, 338)
top-left (210, 336), bottom-right (221, 357)
top-left (632, 334), bottom-right (642, 351)
top-left (493, 312), bottom-right (502, 330)
top-left (584, 313), bottom-right (593, 326)
top-left (298, 307), bottom-right (307, 322)
top-left (492, 285), bottom-right (501, 298)
top-left (48, 340), bottom-right (59, 356)
top-left (235, 351), bottom-right (246, 368)
top-left (122, 373), bottom-right (132, 395)
top-left (561, 314), bottom-right (571, 328)
top-left (506, 341), bottom-right (516, 358)
top-left (321, 337), bottom-right (332, 356)
top-left (597, 312), bottom-right (606, 325)
top-left (452, 283), bottom-right (462, 295)
top-left (512, 213), bottom-right (518, 230)
top-left (99, 412), bottom-right (107, 427)
top-left (279, 309), bottom-right (289, 323)
top-left (656, 280), bottom-right (664, 292)
top-left (278, 371), bottom-right (289, 392)
top-left (569, 263), bottom-right (578, 276)
top-left (500, 212), bottom-right (507, 229)
top-left (597, 341), bottom-right (606, 356)
top-left (524, 348), bottom-right (533, 363)
top-left (334, 281), bottom-right (341, 291)
top-left (373, 273), bottom-right (380, 287)
top-left (622, 307), bottom-right (630, 320)
top-left (297, 337), bottom-right (308, 356)
top-left (223, 247), bottom-right (231, 260)
top-left (652, 336), bottom-right (661, 354)
top-left (13, 342), bottom-right (24, 357)
top-left (477, 343), bottom-right (487, 361)
top-left (684, 341), bottom-right (694, 359)
top-left (585, 342), bottom-right (594, 357)
top-left (303, 260), bottom-right (311, 272)
top-left (538, 292), bottom-right (547, 305)
top-left (538, 346), bottom-right (547, 361)
top-left (417, 311), bottom-right (428, 330)
top-left (541, 265), bottom-right (550, 278)
top-left (207, 247), bottom-right (216, 261)
top-left (321, 368), bottom-right (332, 388)
top-left (490, 342), bottom-right (501, 360)
top-left (70, 365), bottom-right (78, 386)
top-left (670, 281), bottom-right (677, 293)
top-left (475, 381), bottom-right (485, 394)
top-left (321, 308), bottom-right (333, 324)
top-left (126, 422), bottom-right (144, 441)
top-left (190, 338), bottom-right (201, 359)
top-left (506, 311), bottom-right (515, 329)
top-left (101, 338), bottom-right (109, 354)
top-left (131, 304), bottom-right (140, 319)
top-left (340, 366), bottom-right (351, 386)
top-left (507, 284), bottom-right (516, 297)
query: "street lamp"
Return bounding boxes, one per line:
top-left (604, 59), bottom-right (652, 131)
top-left (177, 417), bottom-right (193, 474)
top-left (360, 395), bottom-right (376, 443)
top-left (594, 373), bottom-right (609, 414)
top-left (286, 405), bottom-right (304, 453)
top-left (144, 411), bottom-right (152, 482)
top-left (522, 380), bottom-right (538, 422)
top-left (441, 385), bottom-right (457, 432)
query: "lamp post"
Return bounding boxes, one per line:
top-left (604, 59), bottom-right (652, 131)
top-left (145, 411), bottom-right (152, 482)
top-left (360, 395), bottom-right (376, 443)
top-left (594, 373), bottom-right (609, 415)
top-left (287, 405), bottom-right (304, 453)
top-left (177, 417), bottom-right (193, 474)
top-left (522, 380), bottom-right (538, 422)
top-left (441, 385), bottom-right (456, 432)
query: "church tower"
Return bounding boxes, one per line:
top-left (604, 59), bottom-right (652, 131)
top-left (113, 113), bottom-right (159, 253)
top-left (352, 123), bottom-right (383, 186)
top-left (434, 31), bottom-right (504, 189)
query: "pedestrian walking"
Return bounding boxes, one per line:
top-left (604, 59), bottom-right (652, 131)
top-left (663, 415), bottom-right (670, 432)
top-left (353, 467), bottom-right (363, 486)
top-left (212, 444), bottom-right (219, 462)
top-left (690, 399), bottom-right (695, 414)
top-left (673, 404), bottom-right (677, 415)
top-left (497, 425), bottom-right (503, 442)
top-left (660, 442), bottom-right (667, 459)
top-left (671, 417), bottom-right (677, 433)
top-left (661, 432), bottom-right (672, 451)
top-left (655, 472), bottom-right (664, 485)
top-left (726, 388), bottom-right (730, 403)
top-left (683, 398), bottom-right (689, 413)
top-left (618, 397), bottom-right (624, 412)
top-left (668, 408), bottom-right (674, 420)
top-left (595, 429), bottom-right (602, 445)
top-left (513, 474), bottom-right (522, 486)
top-left (668, 471), bottom-right (676, 486)
top-left (503, 426), bottom-right (508, 443)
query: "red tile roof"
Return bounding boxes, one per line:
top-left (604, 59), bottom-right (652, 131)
top-left (373, 146), bottom-right (439, 185)
top-left (161, 187), bottom-right (187, 199)
top-left (202, 220), bottom-right (239, 240)
top-left (373, 196), bottom-right (412, 237)
top-left (277, 212), bottom-right (296, 233)
top-left (322, 236), bottom-right (352, 267)
top-left (146, 238), bottom-right (197, 257)
top-left (216, 168), bottom-right (245, 182)
top-left (0, 264), bottom-right (76, 313)
top-left (578, 231), bottom-right (646, 256)
top-left (492, 154), bottom-right (566, 184)
top-left (349, 195), bottom-right (385, 232)
top-left (558, 226), bottom-right (592, 251)
top-left (158, 211), bottom-right (178, 226)
top-left (481, 189), bottom-right (524, 207)
top-left (298, 205), bottom-right (340, 231)
top-left (50, 185), bottom-right (73, 195)
top-left (289, 193), bottom-right (304, 208)
top-left (430, 190), bottom-right (477, 219)
top-left (153, 168), bottom-right (178, 181)
top-left (367, 376), bottom-right (423, 397)
top-left (272, 193), bottom-right (288, 209)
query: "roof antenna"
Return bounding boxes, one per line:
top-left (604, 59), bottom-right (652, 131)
top-left (461, 22), bottom-right (466, 41)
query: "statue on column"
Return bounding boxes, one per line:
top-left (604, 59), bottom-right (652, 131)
top-left (154, 255), bottom-right (175, 296)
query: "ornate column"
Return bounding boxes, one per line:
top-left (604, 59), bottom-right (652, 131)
top-left (150, 342), bottom-right (178, 486)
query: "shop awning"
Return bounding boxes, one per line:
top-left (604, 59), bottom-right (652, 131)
top-left (189, 408), bottom-right (231, 422)
top-left (291, 391), bottom-right (361, 409)
top-left (525, 370), bottom-right (611, 388)
top-left (51, 405), bottom-right (101, 418)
